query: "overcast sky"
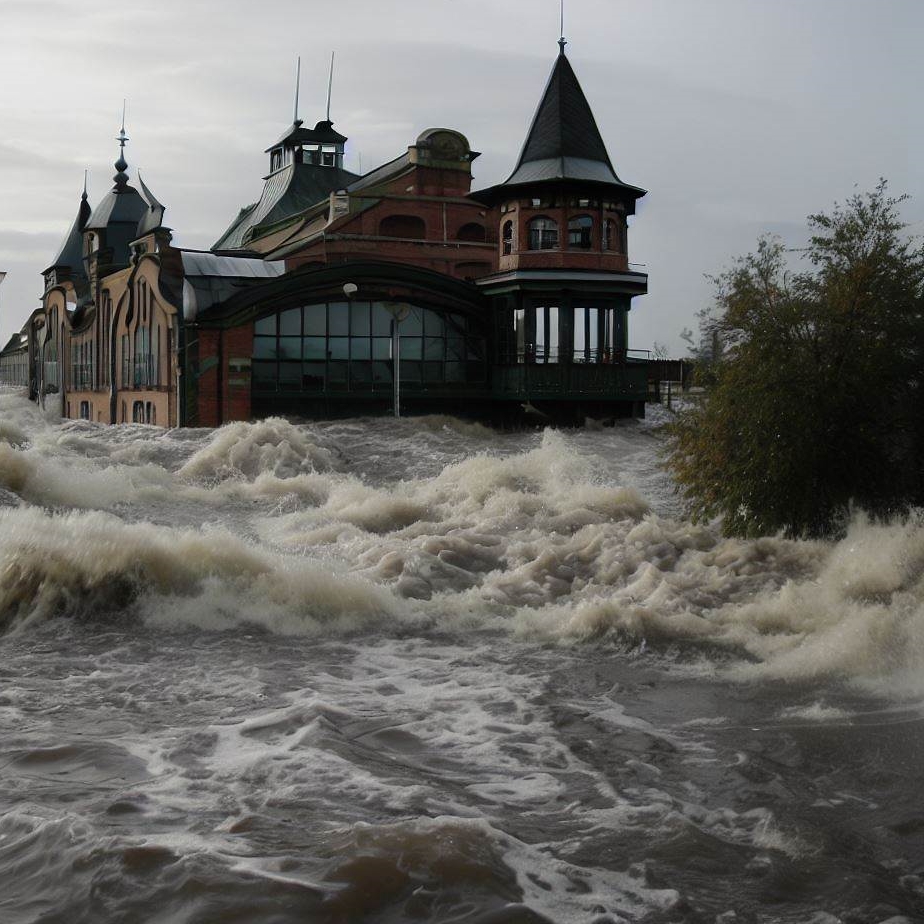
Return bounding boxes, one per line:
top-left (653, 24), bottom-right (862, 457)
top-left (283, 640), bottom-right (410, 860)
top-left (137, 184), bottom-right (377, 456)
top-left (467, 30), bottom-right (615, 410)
top-left (1, 0), bottom-right (921, 354)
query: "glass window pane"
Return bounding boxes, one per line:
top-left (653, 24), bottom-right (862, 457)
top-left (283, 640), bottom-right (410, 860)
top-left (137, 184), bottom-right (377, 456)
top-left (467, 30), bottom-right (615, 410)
top-left (278, 362), bottom-right (301, 388)
top-left (446, 337), bottom-right (465, 361)
top-left (350, 338), bottom-right (371, 360)
top-left (328, 337), bottom-right (349, 360)
top-left (423, 361), bottom-right (443, 382)
top-left (327, 362), bottom-right (347, 386)
top-left (278, 337), bottom-right (301, 360)
top-left (304, 304), bottom-right (326, 335)
top-left (400, 337), bottom-right (422, 360)
top-left (466, 338), bottom-right (485, 361)
top-left (401, 309), bottom-right (422, 336)
top-left (280, 307), bottom-right (301, 336)
top-left (373, 337), bottom-right (393, 360)
top-left (303, 362), bottom-right (325, 391)
top-left (350, 362), bottom-right (372, 385)
top-left (372, 302), bottom-right (392, 336)
top-left (424, 337), bottom-right (443, 360)
top-left (255, 315), bottom-right (276, 336)
top-left (253, 336), bottom-right (277, 359)
top-left (350, 301), bottom-right (370, 336)
top-left (467, 361), bottom-right (486, 382)
top-left (328, 301), bottom-right (349, 335)
top-left (303, 337), bottom-right (326, 360)
top-left (423, 310), bottom-right (444, 336)
top-left (400, 360), bottom-right (421, 382)
top-left (372, 361), bottom-right (392, 384)
top-left (445, 361), bottom-right (464, 382)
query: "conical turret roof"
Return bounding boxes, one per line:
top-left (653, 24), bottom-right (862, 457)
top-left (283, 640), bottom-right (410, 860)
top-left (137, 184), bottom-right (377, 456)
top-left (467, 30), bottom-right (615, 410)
top-left (45, 184), bottom-right (92, 274)
top-left (477, 48), bottom-right (645, 201)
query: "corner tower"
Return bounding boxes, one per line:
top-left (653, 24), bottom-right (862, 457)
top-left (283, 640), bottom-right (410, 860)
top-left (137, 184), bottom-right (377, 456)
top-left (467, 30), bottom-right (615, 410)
top-left (474, 42), bottom-right (649, 420)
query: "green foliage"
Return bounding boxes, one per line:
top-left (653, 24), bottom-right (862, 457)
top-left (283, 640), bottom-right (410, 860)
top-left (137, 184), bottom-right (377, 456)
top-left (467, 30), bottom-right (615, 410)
top-left (667, 182), bottom-right (924, 537)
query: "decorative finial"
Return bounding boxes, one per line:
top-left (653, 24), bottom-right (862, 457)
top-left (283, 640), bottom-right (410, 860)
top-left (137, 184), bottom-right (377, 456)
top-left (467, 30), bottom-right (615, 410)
top-left (326, 51), bottom-right (335, 123)
top-left (293, 56), bottom-right (301, 125)
top-left (559, 0), bottom-right (567, 53)
top-left (114, 99), bottom-right (129, 188)
top-left (82, 169), bottom-right (89, 200)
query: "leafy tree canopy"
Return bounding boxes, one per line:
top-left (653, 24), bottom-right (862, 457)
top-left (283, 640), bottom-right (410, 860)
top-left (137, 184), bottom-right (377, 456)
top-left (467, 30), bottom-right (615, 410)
top-left (666, 181), bottom-right (924, 538)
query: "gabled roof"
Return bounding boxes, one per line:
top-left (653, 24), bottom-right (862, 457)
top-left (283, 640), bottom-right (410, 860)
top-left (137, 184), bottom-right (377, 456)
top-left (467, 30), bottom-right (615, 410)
top-left (475, 49), bottom-right (646, 201)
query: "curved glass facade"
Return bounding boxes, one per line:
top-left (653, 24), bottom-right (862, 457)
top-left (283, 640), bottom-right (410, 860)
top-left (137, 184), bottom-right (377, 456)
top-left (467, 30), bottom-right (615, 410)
top-left (252, 300), bottom-right (486, 393)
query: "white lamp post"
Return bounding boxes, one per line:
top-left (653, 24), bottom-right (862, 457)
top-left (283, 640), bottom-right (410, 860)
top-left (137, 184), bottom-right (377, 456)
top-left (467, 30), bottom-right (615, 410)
top-left (383, 301), bottom-right (410, 417)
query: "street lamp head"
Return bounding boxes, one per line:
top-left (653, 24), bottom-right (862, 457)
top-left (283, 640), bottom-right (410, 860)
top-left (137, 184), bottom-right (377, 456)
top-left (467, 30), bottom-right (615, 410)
top-left (342, 282), bottom-right (358, 298)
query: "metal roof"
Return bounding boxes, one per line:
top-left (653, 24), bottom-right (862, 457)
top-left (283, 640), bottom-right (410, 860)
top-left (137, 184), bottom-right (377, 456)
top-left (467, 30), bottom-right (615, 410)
top-left (475, 50), bottom-right (646, 202)
top-left (266, 119), bottom-right (348, 152)
top-left (136, 172), bottom-right (166, 236)
top-left (181, 252), bottom-right (285, 321)
top-left (45, 188), bottom-right (92, 274)
top-left (212, 161), bottom-right (359, 250)
top-left (181, 252), bottom-right (285, 279)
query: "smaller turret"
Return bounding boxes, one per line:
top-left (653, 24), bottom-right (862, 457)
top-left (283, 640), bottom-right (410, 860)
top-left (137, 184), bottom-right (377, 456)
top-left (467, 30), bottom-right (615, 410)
top-left (43, 175), bottom-right (92, 293)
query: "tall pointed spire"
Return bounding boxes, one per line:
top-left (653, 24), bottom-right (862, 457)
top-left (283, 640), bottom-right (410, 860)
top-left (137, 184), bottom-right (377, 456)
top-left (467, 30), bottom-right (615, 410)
top-left (293, 56), bottom-right (301, 125)
top-left (559, 0), bottom-right (567, 54)
top-left (326, 51), bottom-right (335, 122)
top-left (474, 48), bottom-right (646, 204)
top-left (114, 100), bottom-right (129, 188)
top-left (44, 177), bottom-right (94, 276)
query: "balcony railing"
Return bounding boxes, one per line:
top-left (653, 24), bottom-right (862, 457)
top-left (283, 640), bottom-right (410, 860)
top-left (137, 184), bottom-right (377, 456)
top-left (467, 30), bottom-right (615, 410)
top-left (491, 359), bottom-right (648, 401)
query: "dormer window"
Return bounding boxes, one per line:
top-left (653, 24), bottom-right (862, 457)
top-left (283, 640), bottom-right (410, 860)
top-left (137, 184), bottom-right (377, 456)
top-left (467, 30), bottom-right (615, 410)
top-left (270, 148), bottom-right (283, 171)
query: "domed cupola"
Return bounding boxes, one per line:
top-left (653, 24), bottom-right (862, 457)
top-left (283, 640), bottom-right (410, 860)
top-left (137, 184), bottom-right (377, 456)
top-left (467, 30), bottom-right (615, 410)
top-left (84, 117), bottom-right (166, 275)
top-left (213, 58), bottom-right (361, 252)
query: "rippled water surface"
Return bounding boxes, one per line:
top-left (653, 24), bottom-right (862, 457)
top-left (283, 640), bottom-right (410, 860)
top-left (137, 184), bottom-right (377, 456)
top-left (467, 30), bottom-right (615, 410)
top-left (2, 387), bottom-right (924, 923)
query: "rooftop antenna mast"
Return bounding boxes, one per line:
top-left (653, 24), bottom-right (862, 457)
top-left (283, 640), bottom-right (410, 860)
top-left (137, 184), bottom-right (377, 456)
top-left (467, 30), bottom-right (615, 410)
top-left (559, 0), bottom-right (567, 52)
top-left (293, 56), bottom-right (301, 123)
top-left (326, 51), bottom-right (335, 122)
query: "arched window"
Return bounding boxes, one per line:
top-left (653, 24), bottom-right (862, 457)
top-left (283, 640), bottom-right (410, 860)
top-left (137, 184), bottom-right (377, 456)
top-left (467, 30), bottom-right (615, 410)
top-left (139, 279), bottom-right (148, 323)
top-left (152, 324), bottom-right (160, 387)
top-left (527, 217), bottom-right (558, 251)
top-left (379, 215), bottom-right (426, 238)
top-left (568, 215), bottom-right (593, 249)
top-left (502, 220), bottom-right (514, 255)
top-left (456, 222), bottom-right (486, 242)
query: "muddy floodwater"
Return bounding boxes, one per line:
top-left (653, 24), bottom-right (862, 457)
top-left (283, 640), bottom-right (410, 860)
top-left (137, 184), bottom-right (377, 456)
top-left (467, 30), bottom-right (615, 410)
top-left (1, 387), bottom-right (923, 924)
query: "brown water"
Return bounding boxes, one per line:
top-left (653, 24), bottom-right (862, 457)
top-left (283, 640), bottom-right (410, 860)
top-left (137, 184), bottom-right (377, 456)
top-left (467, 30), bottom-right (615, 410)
top-left (2, 387), bottom-right (923, 923)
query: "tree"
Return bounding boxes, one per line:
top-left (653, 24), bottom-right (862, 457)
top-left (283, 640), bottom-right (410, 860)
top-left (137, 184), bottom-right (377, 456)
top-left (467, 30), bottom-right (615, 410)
top-left (666, 182), bottom-right (924, 538)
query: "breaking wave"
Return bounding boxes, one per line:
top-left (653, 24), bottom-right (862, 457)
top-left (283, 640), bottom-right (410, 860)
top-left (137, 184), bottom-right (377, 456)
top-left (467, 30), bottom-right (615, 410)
top-left (2, 388), bottom-right (923, 697)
